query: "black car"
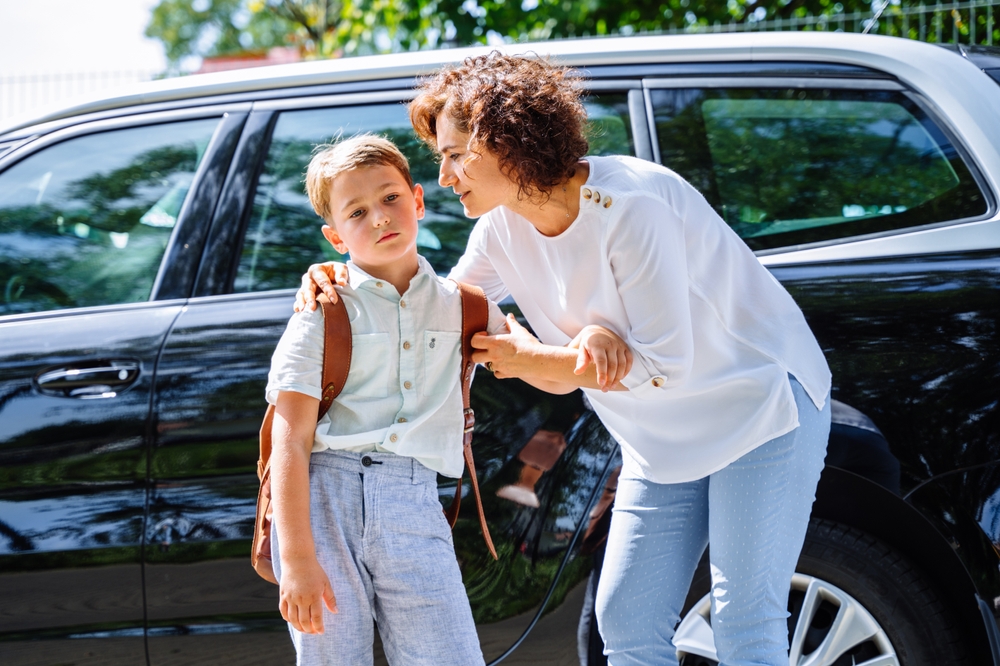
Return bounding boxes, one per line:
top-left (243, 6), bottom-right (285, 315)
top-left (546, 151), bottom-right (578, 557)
top-left (2, 33), bottom-right (1000, 666)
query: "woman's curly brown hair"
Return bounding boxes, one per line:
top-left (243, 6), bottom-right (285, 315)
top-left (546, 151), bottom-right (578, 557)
top-left (409, 52), bottom-right (589, 200)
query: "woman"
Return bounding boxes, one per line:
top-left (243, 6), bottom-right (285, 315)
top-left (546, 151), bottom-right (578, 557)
top-left (297, 53), bottom-right (831, 666)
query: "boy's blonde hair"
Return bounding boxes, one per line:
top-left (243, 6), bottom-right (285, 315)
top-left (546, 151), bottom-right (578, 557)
top-left (306, 134), bottom-right (413, 222)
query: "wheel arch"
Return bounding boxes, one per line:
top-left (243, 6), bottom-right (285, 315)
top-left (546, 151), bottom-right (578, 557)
top-left (813, 465), bottom-right (994, 662)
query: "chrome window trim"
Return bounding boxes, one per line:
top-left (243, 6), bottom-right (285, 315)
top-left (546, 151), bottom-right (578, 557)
top-left (758, 215), bottom-right (1000, 267)
top-left (643, 88), bottom-right (661, 164)
top-left (643, 77), bottom-right (904, 90)
top-left (251, 89), bottom-right (413, 112)
top-left (185, 288), bottom-right (297, 305)
top-left (627, 90), bottom-right (653, 162)
top-left (901, 88), bottom-right (997, 215)
top-left (586, 80), bottom-right (641, 91)
top-left (251, 81), bottom-right (640, 113)
top-left (0, 103), bottom-right (251, 171)
top-left (0, 299), bottom-right (187, 325)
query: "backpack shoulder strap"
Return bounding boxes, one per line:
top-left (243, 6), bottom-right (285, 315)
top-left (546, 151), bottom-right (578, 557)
top-left (446, 281), bottom-right (497, 559)
top-left (253, 292), bottom-right (352, 582)
top-left (317, 292), bottom-right (351, 418)
top-left (259, 293), bottom-right (351, 481)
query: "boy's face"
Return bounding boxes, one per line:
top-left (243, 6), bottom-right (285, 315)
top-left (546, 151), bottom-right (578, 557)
top-left (322, 164), bottom-right (424, 275)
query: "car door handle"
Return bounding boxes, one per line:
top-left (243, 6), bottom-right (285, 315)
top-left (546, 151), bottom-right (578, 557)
top-left (35, 360), bottom-right (141, 398)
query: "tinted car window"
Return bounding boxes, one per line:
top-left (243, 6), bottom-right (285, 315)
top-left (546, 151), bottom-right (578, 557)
top-left (586, 95), bottom-right (634, 157)
top-left (651, 88), bottom-right (987, 251)
top-left (0, 119), bottom-right (219, 315)
top-left (234, 94), bottom-right (632, 292)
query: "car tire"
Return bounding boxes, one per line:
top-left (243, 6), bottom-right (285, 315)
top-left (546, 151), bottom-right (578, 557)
top-left (674, 518), bottom-right (970, 666)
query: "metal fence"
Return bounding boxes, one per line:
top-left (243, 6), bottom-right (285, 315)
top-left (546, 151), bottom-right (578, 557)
top-left (0, 70), bottom-right (159, 126)
top-left (678, 0), bottom-right (998, 46)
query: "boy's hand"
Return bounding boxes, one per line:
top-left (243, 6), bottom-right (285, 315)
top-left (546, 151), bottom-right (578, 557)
top-left (567, 325), bottom-right (633, 391)
top-left (294, 262), bottom-right (349, 312)
top-left (279, 558), bottom-right (338, 634)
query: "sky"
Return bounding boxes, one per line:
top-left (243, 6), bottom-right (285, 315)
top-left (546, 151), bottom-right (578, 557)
top-left (0, 0), bottom-right (167, 76)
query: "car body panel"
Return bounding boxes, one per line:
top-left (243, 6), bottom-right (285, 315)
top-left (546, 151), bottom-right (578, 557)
top-left (2, 32), bottom-right (1000, 664)
top-left (0, 302), bottom-right (181, 665)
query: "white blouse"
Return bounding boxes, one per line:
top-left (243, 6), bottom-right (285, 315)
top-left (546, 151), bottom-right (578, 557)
top-left (449, 155), bottom-right (831, 484)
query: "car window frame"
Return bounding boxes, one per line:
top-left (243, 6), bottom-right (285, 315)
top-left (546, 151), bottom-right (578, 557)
top-left (642, 76), bottom-right (997, 259)
top-left (0, 103), bottom-right (250, 317)
top-left (195, 82), bottom-right (644, 298)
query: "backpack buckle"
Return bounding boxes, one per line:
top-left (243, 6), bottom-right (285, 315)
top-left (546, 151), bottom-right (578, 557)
top-left (463, 407), bottom-right (476, 433)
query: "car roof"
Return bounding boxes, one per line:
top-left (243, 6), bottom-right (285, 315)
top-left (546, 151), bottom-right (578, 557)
top-left (0, 32), bottom-right (982, 136)
top-left (4, 31), bottom-right (1000, 198)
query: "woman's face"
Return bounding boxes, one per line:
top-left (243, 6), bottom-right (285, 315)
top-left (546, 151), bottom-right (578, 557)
top-left (435, 112), bottom-right (517, 218)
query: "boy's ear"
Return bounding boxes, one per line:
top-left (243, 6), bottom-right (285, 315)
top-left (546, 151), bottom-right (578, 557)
top-left (412, 183), bottom-right (425, 220)
top-left (321, 224), bottom-right (348, 254)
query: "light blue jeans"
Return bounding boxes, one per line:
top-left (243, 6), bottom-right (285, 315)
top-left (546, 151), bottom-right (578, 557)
top-left (271, 449), bottom-right (485, 666)
top-left (594, 376), bottom-right (831, 666)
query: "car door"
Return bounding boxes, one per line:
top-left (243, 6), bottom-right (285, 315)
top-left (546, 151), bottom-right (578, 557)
top-left (144, 86), bottom-right (641, 665)
top-left (0, 110), bottom-right (237, 665)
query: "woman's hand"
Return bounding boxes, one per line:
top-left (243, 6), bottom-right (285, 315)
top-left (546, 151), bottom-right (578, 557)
top-left (470, 314), bottom-right (539, 379)
top-left (568, 325), bottom-right (633, 391)
top-left (279, 556), bottom-right (337, 635)
top-left (293, 262), bottom-right (349, 312)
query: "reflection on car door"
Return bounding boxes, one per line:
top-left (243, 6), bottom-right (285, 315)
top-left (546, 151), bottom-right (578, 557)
top-left (0, 118), bottom-right (221, 665)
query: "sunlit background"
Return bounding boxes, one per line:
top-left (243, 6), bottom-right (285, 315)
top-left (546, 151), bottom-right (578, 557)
top-left (1, 0), bottom-right (997, 127)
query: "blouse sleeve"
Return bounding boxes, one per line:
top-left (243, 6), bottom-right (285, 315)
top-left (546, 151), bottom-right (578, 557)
top-left (447, 216), bottom-right (511, 304)
top-left (608, 194), bottom-right (695, 400)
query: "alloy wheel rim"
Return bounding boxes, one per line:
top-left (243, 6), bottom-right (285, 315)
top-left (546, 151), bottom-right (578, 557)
top-left (673, 573), bottom-right (899, 666)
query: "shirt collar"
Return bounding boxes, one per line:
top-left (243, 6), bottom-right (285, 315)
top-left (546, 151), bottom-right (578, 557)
top-left (345, 255), bottom-right (437, 295)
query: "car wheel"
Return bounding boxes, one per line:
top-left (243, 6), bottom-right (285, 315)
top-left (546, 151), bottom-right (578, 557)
top-left (674, 519), bottom-right (969, 666)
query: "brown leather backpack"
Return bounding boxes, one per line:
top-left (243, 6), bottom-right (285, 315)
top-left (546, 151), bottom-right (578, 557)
top-left (251, 284), bottom-right (497, 584)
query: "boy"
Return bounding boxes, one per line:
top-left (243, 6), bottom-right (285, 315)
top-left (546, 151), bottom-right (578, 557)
top-left (265, 134), bottom-right (506, 665)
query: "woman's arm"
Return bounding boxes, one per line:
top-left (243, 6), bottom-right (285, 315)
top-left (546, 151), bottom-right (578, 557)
top-left (472, 315), bottom-right (631, 393)
top-left (294, 262), bottom-right (348, 311)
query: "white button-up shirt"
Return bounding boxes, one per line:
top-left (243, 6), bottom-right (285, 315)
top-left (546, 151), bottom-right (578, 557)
top-left (266, 256), bottom-right (506, 477)
top-left (450, 155), bottom-right (831, 484)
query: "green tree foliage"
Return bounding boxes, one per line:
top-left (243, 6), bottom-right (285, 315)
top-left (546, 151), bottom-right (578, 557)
top-left (147, 0), bottom-right (882, 67)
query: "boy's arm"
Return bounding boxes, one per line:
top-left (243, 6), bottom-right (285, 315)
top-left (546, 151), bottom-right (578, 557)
top-left (271, 390), bottom-right (337, 634)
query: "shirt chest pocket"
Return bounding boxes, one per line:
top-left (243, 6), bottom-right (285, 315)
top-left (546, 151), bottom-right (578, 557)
top-left (345, 333), bottom-right (391, 398)
top-left (422, 331), bottom-right (462, 394)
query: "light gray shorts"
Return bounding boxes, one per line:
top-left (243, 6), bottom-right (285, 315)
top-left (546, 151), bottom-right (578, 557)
top-left (272, 449), bottom-right (485, 666)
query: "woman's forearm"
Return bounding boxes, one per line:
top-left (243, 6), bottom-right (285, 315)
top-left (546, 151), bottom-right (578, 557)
top-left (508, 343), bottom-right (628, 392)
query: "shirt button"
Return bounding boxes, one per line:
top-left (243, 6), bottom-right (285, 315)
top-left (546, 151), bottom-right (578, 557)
top-left (389, 433), bottom-right (399, 443)
top-left (651, 376), bottom-right (665, 388)
top-left (375, 281), bottom-right (383, 288)
top-left (402, 341), bottom-right (411, 350)
top-left (603, 197), bottom-right (613, 208)
top-left (397, 417), bottom-right (407, 423)
top-left (400, 300), bottom-right (407, 308)
top-left (593, 191), bottom-right (601, 203)
top-left (361, 455), bottom-right (373, 467)
top-left (404, 381), bottom-right (413, 389)
top-left (582, 187), bottom-right (593, 200)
